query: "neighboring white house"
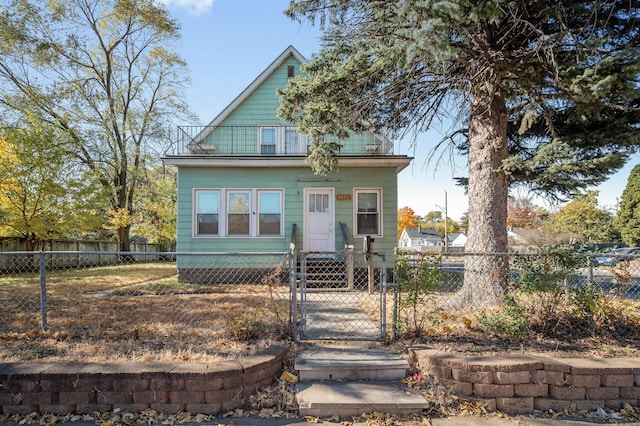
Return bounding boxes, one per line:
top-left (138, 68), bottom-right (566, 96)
top-left (399, 227), bottom-right (443, 250)
top-left (399, 227), bottom-right (467, 252)
top-left (450, 233), bottom-right (467, 247)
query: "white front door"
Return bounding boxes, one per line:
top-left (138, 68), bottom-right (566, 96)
top-left (303, 188), bottom-right (335, 252)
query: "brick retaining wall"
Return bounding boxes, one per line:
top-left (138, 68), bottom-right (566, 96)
top-left (0, 345), bottom-right (288, 416)
top-left (412, 346), bottom-right (640, 414)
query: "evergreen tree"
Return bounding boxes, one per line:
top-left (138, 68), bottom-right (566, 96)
top-left (615, 165), bottom-right (640, 246)
top-left (278, 1), bottom-right (640, 307)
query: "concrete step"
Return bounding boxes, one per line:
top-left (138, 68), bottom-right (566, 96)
top-left (295, 348), bottom-right (409, 381)
top-left (296, 381), bottom-right (428, 418)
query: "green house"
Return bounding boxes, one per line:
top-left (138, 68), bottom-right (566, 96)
top-left (163, 46), bottom-right (411, 282)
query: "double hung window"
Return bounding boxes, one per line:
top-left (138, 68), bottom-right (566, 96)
top-left (258, 191), bottom-right (282, 235)
top-left (227, 191), bottom-right (251, 235)
top-left (259, 126), bottom-right (309, 155)
top-left (260, 127), bottom-right (277, 155)
top-left (355, 189), bottom-right (382, 236)
top-left (196, 191), bottom-right (219, 236)
top-left (194, 188), bottom-right (283, 237)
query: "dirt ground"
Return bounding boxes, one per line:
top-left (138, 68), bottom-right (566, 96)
top-left (1, 262), bottom-right (638, 362)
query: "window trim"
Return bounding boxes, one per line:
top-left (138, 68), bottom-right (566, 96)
top-left (353, 188), bottom-right (383, 237)
top-left (259, 126), bottom-right (277, 155)
top-left (194, 189), bottom-right (221, 237)
top-left (193, 188), bottom-right (285, 238)
top-left (257, 189), bottom-right (284, 237)
top-left (226, 189), bottom-right (252, 236)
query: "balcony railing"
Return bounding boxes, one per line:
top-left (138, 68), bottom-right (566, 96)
top-left (165, 126), bottom-right (394, 157)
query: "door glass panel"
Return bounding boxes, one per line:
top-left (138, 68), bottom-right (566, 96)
top-left (309, 193), bottom-right (316, 212)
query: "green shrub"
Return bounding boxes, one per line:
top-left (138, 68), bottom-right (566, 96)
top-left (511, 245), bottom-right (587, 293)
top-left (477, 294), bottom-right (528, 339)
top-left (394, 250), bottom-right (444, 336)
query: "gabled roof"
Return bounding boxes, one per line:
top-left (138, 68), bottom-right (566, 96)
top-left (204, 45), bottom-right (306, 128)
top-left (402, 227), bottom-right (442, 242)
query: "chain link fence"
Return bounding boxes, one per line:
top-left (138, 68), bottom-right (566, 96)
top-left (394, 249), bottom-right (640, 342)
top-left (2, 248), bottom-right (638, 358)
top-left (0, 251), bottom-right (291, 361)
top-left (397, 250), bottom-right (640, 302)
top-left (295, 251), bottom-right (388, 341)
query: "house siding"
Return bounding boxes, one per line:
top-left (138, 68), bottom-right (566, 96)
top-left (219, 57), bottom-right (299, 127)
top-left (167, 47), bottom-right (411, 281)
top-left (176, 166), bottom-right (399, 257)
top-left (197, 55), bottom-right (380, 155)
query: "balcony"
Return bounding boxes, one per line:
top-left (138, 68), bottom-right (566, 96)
top-left (165, 126), bottom-right (394, 157)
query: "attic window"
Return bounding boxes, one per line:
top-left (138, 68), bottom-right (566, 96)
top-left (287, 65), bottom-right (295, 78)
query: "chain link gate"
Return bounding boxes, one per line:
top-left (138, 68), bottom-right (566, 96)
top-left (291, 250), bottom-right (389, 341)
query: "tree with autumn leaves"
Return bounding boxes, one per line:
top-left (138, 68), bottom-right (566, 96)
top-left (0, 121), bottom-right (108, 250)
top-left (0, 0), bottom-right (190, 251)
top-left (397, 206), bottom-right (419, 237)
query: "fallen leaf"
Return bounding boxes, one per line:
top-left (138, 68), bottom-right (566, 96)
top-left (280, 370), bottom-right (298, 383)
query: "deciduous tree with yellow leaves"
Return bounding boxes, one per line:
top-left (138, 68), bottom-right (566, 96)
top-left (397, 206), bottom-right (419, 237)
top-left (0, 121), bottom-right (108, 250)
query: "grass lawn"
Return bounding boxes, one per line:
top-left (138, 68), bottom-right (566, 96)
top-left (0, 263), bottom-right (291, 362)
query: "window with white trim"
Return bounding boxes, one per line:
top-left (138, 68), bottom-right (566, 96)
top-left (259, 126), bottom-right (309, 155)
top-left (260, 127), bottom-right (276, 155)
top-left (258, 191), bottom-right (282, 236)
top-left (285, 128), bottom-right (310, 154)
top-left (195, 190), bottom-right (220, 236)
top-left (355, 188), bottom-right (382, 236)
top-left (194, 189), bottom-right (284, 238)
top-left (227, 190), bottom-right (251, 235)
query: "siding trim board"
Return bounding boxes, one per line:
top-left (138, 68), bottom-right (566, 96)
top-left (164, 156), bottom-right (412, 172)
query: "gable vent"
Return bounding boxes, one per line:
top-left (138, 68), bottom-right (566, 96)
top-left (287, 65), bottom-right (295, 78)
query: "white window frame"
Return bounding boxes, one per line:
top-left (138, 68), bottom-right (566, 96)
top-left (258, 125), bottom-right (309, 155)
top-left (193, 188), bottom-right (285, 238)
top-left (259, 126), bottom-right (277, 155)
top-left (284, 127), bottom-right (310, 154)
top-left (353, 188), bottom-right (383, 237)
top-left (194, 189), bottom-right (221, 237)
top-left (226, 189), bottom-right (252, 236)
top-left (257, 189), bottom-right (284, 237)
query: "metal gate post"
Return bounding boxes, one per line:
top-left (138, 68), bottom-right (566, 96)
top-left (299, 252), bottom-right (308, 339)
top-left (379, 253), bottom-right (387, 340)
top-left (289, 250), bottom-right (298, 342)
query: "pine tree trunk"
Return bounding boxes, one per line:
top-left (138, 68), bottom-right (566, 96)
top-left (452, 85), bottom-right (509, 308)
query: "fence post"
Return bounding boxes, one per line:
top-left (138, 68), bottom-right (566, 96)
top-left (289, 249), bottom-right (297, 342)
top-left (380, 253), bottom-right (387, 341)
top-left (346, 247), bottom-right (354, 290)
top-left (39, 250), bottom-right (47, 331)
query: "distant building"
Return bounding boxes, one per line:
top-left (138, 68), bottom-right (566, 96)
top-left (399, 226), bottom-right (444, 251)
top-left (449, 233), bottom-right (467, 247)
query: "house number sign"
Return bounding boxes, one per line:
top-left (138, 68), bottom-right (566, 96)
top-left (336, 194), bottom-right (352, 201)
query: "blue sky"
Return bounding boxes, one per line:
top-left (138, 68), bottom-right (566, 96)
top-left (161, 0), bottom-right (637, 222)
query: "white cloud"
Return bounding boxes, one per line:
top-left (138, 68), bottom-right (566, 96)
top-left (157, 0), bottom-right (214, 15)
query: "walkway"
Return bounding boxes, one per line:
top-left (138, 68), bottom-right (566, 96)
top-left (300, 291), bottom-right (381, 340)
